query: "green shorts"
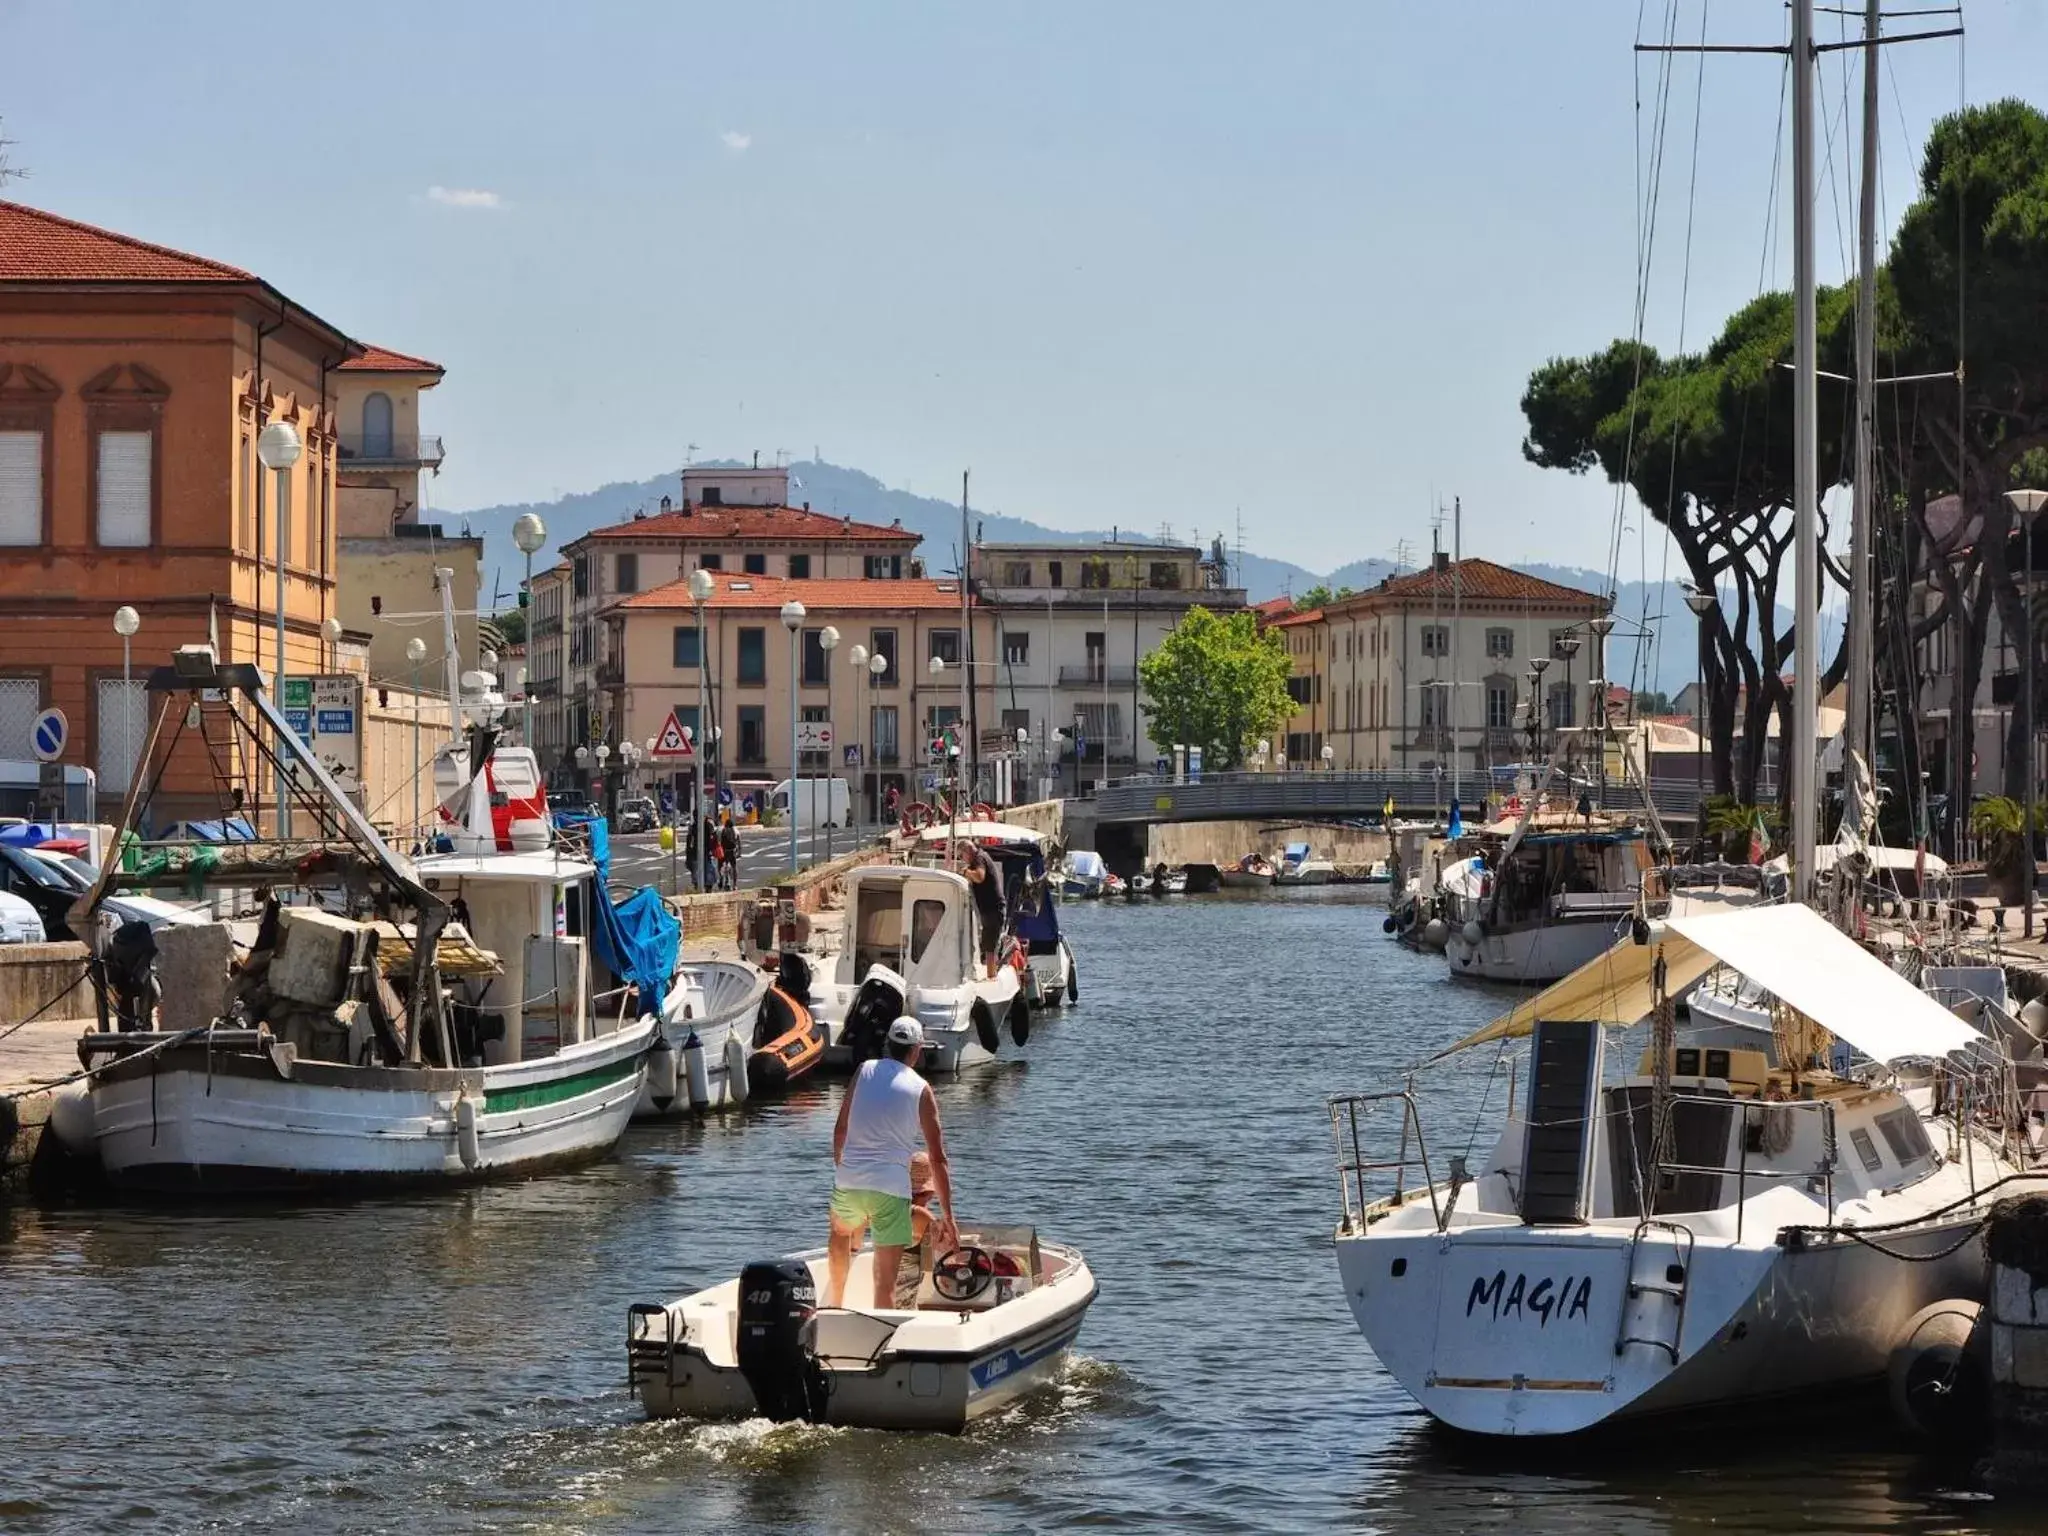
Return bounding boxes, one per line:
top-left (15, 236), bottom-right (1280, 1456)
top-left (830, 1185), bottom-right (915, 1248)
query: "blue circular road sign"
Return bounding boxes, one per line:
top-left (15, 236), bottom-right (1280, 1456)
top-left (31, 707), bottom-right (67, 763)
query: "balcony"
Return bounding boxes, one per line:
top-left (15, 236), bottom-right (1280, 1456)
top-left (1058, 665), bottom-right (1138, 687)
top-left (339, 433), bottom-right (445, 469)
top-left (595, 661), bottom-right (624, 689)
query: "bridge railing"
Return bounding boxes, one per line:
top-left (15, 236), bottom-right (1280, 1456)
top-left (1094, 770), bottom-right (1708, 824)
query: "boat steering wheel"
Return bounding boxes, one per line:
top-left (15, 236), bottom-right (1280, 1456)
top-left (930, 1246), bottom-right (996, 1303)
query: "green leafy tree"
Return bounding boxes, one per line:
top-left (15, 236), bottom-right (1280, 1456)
top-left (492, 607), bottom-right (527, 645)
top-left (1294, 583), bottom-right (1355, 611)
top-left (1139, 607), bottom-right (1293, 770)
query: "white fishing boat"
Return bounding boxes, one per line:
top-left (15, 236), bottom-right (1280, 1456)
top-left (802, 863), bottom-right (1026, 1074)
top-left (1441, 817), bottom-right (1650, 984)
top-left (62, 645), bottom-right (658, 1192)
top-left (1275, 842), bottom-right (1335, 886)
top-left (629, 1226), bottom-right (1097, 1431)
top-left (1220, 853), bottom-right (1276, 889)
top-left (1060, 849), bottom-right (1107, 899)
top-left (1331, 904), bottom-right (2041, 1437)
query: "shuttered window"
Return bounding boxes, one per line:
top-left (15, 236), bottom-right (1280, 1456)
top-left (0, 678), bottom-right (39, 761)
top-left (98, 679), bottom-right (147, 793)
top-left (0, 431), bottom-right (41, 545)
top-left (96, 431), bottom-right (152, 546)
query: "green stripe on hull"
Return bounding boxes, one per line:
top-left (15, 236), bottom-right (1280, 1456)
top-left (485, 1055), bottom-right (642, 1113)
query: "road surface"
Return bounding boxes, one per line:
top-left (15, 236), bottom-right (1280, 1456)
top-left (606, 822), bottom-right (892, 895)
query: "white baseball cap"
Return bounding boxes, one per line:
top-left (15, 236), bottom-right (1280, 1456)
top-left (886, 1016), bottom-right (925, 1047)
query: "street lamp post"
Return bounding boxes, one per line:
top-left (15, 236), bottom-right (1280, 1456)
top-left (1016, 726), bottom-right (1030, 806)
top-left (406, 635), bottom-right (429, 846)
top-left (869, 650), bottom-right (888, 813)
top-left (1587, 616), bottom-right (1616, 806)
top-left (1685, 585), bottom-right (1716, 854)
top-left (781, 599), bottom-right (806, 874)
top-left (2007, 489), bottom-right (2048, 937)
top-left (257, 421), bottom-right (303, 837)
top-left (848, 643), bottom-right (869, 821)
top-left (321, 615), bottom-right (343, 672)
top-left (1321, 743), bottom-right (1335, 771)
top-left (819, 625), bottom-right (840, 859)
top-left (513, 513), bottom-right (548, 748)
top-left (1554, 635), bottom-right (1580, 774)
top-left (1529, 656), bottom-right (1552, 762)
top-left (113, 606), bottom-right (139, 803)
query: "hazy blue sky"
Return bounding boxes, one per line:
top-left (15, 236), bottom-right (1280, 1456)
top-left (2, 1), bottom-right (2038, 576)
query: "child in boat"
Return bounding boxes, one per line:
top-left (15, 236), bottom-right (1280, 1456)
top-left (894, 1152), bottom-right (944, 1307)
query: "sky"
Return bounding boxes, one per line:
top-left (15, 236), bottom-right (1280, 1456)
top-left (1, 0), bottom-right (2041, 580)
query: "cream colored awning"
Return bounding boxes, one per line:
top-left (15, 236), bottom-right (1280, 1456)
top-left (1442, 902), bottom-right (1984, 1064)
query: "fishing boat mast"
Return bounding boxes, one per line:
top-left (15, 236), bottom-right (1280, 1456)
top-left (1789, 0), bottom-right (1820, 904)
top-left (1841, 0), bottom-right (1881, 841)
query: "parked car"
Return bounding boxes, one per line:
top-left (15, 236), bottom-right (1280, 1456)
top-left (0, 843), bottom-right (91, 942)
top-left (0, 889), bottom-right (46, 945)
top-left (615, 796), bottom-right (657, 835)
top-left (26, 850), bottom-right (211, 934)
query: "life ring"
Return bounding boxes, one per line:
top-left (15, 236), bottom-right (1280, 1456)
top-left (972, 999), bottom-right (1000, 1054)
top-left (973, 802), bottom-right (996, 820)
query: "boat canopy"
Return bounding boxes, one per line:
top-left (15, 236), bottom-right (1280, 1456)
top-left (1443, 902), bottom-right (1984, 1065)
top-left (918, 819), bottom-right (1046, 848)
top-left (1065, 850), bottom-right (1106, 879)
top-left (1284, 842), bottom-right (1310, 860)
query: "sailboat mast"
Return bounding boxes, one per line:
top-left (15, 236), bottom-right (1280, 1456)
top-left (1790, 0), bottom-right (1821, 903)
top-left (1843, 0), bottom-right (1880, 836)
top-left (1451, 497), bottom-right (1462, 810)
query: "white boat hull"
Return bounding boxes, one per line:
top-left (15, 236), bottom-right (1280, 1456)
top-left (635, 962), bottom-right (770, 1117)
top-left (84, 1020), bottom-right (654, 1191)
top-left (1445, 917), bottom-right (1619, 984)
top-left (1026, 940), bottom-right (1075, 1010)
top-left (631, 1242), bottom-right (1096, 1432)
top-left (1336, 1208), bottom-right (1992, 1435)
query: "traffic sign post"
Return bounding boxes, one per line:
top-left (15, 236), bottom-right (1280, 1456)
top-left (652, 708), bottom-right (697, 759)
top-left (795, 720), bottom-right (834, 752)
top-left (30, 707), bottom-right (67, 763)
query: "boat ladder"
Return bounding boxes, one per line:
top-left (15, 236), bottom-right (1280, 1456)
top-left (1329, 1087), bottom-right (1441, 1234)
top-left (1614, 1218), bottom-right (1695, 1363)
top-left (627, 1303), bottom-right (678, 1388)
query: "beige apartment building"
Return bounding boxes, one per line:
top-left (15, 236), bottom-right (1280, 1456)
top-left (331, 344), bottom-right (483, 687)
top-left (537, 463), bottom-right (921, 782)
top-left (609, 571), bottom-right (997, 819)
top-left (1274, 557), bottom-right (1610, 775)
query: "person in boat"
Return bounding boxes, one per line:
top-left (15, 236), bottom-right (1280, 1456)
top-left (959, 839), bottom-right (1005, 979)
top-left (892, 1151), bottom-right (945, 1307)
top-left (826, 1017), bottom-right (956, 1311)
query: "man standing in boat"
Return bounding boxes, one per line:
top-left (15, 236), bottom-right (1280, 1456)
top-left (825, 1017), bottom-right (957, 1310)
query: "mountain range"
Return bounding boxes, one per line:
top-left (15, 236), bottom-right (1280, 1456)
top-left (451, 459), bottom-right (1706, 697)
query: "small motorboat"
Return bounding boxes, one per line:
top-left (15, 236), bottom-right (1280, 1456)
top-left (637, 960), bottom-right (771, 1117)
top-left (1274, 842), bottom-right (1335, 886)
top-left (1181, 863), bottom-right (1223, 893)
top-left (629, 1226), bottom-right (1097, 1432)
top-left (1355, 859), bottom-right (1392, 885)
top-left (1102, 871), bottom-right (1128, 899)
top-left (1219, 853), bottom-right (1275, 889)
top-left (1059, 850), bottom-right (1107, 899)
top-left (745, 974), bottom-right (826, 1097)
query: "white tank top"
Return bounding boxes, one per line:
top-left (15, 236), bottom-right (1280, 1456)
top-left (836, 1058), bottom-right (928, 1197)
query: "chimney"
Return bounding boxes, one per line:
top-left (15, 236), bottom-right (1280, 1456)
top-left (660, 494), bottom-right (672, 512)
top-left (1433, 551), bottom-right (1450, 572)
top-left (803, 500), bottom-right (811, 511)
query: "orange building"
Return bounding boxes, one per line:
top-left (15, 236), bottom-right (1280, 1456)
top-left (0, 200), bottom-right (363, 821)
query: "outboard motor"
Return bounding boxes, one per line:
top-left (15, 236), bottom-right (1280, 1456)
top-left (777, 949), bottom-right (813, 1010)
top-left (842, 966), bottom-right (906, 1064)
top-left (105, 920), bottom-right (161, 1033)
top-left (736, 1257), bottom-right (826, 1423)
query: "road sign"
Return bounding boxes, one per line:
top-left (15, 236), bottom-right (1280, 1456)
top-left (652, 709), bottom-right (697, 758)
top-left (30, 707), bottom-right (66, 763)
top-left (842, 744), bottom-right (863, 768)
top-left (796, 720), bottom-right (835, 751)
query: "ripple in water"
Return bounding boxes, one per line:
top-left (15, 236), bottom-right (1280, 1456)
top-left (0, 891), bottom-right (2023, 1532)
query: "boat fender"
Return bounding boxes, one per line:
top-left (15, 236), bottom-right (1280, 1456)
top-left (455, 1093), bottom-right (483, 1171)
top-left (1421, 918), bottom-right (1447, 947)
top-left (45, 1081), bottom-right (95, 1155)
top-left (1382, 915), bottom-right (1398, 934)
top-left (1887, 1298), bottom-right (1986, 1445)
top-left (1010, 990), bottom-right (1031, 1047)
top-left (1065, 945), bottom-right (1079, 1003)
top-left (723, 1032), bottom-right (751, 1105)
top-left (1461, 920), bottom-right (1484, 948)
top-left (647, 1040), bottom-right (679, 1110)
top-left (682, 1031), bottom-right (711, 1109)
top-left (972, 999), bottom-right (1000, 1055)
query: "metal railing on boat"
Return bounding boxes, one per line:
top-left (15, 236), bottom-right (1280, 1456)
top-left (1641, 1090), bottom-right (1838, 1242)
top-left (1330, 1089), bottom-right (1441, 1235)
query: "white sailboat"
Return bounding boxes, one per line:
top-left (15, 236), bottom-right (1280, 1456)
top-left (1332, 904), bottom-right (2036, 1435)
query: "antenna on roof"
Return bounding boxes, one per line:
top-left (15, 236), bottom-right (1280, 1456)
top-left (685, 442), bottom-right (700, 466)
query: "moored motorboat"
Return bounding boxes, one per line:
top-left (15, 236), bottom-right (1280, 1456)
top-left (629, 1227), bottom-right (1097, 1431)
top-left (1059, 850), bottom-right (1107, 899)
top-left (1274, 843), bottom-right (1334, 886)
top-left (1219, 853), bottom-right (1275, 889)
top-left (746, 980), bottom-right (826, 1096)
top-left (638, 960), bottom-right (771, 1116)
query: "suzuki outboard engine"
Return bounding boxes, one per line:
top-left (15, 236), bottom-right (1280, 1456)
top-left (842, 965), bottom-right (906, 1065)
top-left (736, 1258), bottom-right (826, 1423)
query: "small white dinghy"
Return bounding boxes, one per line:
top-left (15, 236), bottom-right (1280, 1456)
top-left (629, 1226), bottom-right (1096, 1432)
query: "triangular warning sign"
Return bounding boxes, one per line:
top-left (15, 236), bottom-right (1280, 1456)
top-left (652, 709), bottom-right (696, 758)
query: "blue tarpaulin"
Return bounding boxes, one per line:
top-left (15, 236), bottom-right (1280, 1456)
top-left (0, 823), bottom-right (59, 847)
top-left (577, 813), bottom-right (679, 1008)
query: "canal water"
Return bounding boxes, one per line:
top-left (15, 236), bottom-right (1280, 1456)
top-left (0, 891), bottom-right (2024, 1532)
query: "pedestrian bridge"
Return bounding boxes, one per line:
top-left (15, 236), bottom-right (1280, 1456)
top-left (1092, 771), bottom-right (1702, 827)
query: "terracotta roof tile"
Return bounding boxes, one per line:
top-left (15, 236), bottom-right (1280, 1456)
top-left (584, 504), bottom-right (918, 545)
top-left (339, 343), bottom-right (442, 374)
top-left (621, 572), bottom-right (970, 613)
top-left (1250, 595), bottom-right (1297, 620)
top-left (1334, 558), bottom-right (1607, 610)
top-left (1272, 606), bottom-right (1324, 627)
top-left (0, 199), bottom-right (254, 282)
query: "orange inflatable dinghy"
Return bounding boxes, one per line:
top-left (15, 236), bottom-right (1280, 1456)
top-left (746, 983), bottom-right (824, 1096)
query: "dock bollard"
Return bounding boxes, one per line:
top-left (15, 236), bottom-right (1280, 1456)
top-left (1985, 1196), bottom-right (2048, 1486)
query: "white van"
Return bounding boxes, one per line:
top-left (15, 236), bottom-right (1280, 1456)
top-left (770, 776), bottom-right (853, 830)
